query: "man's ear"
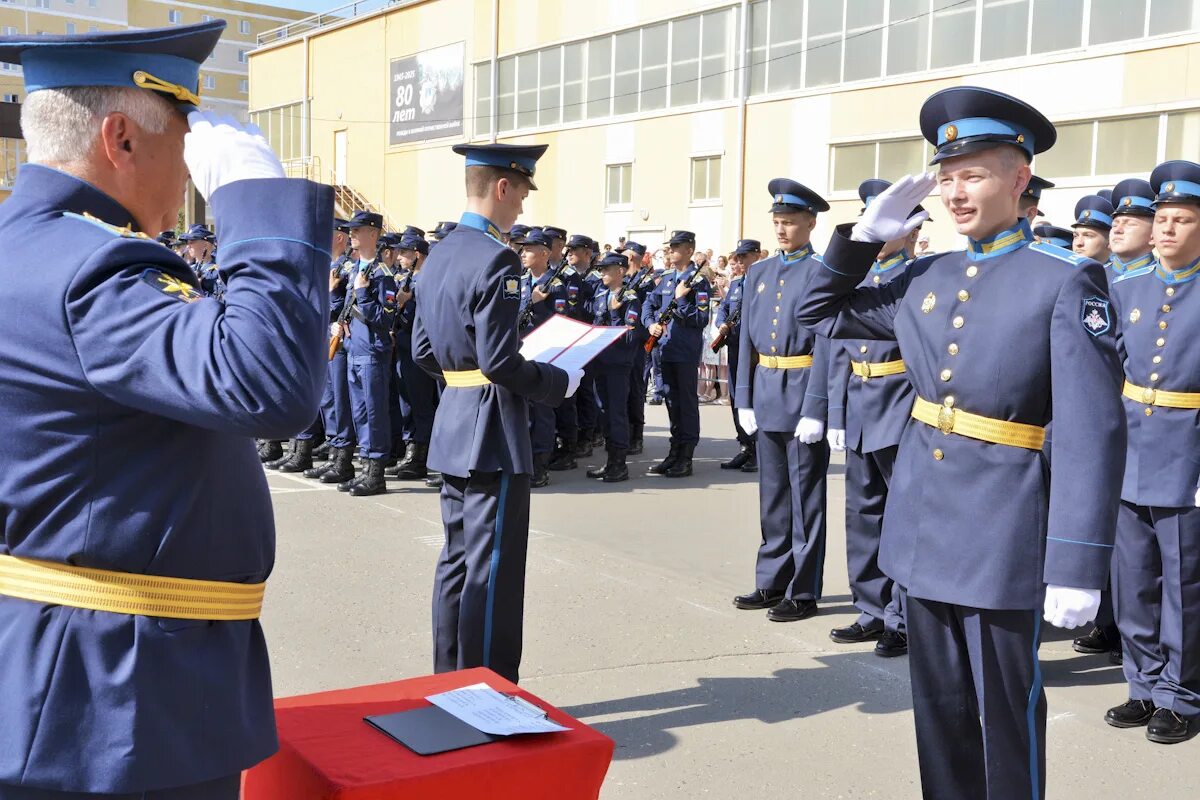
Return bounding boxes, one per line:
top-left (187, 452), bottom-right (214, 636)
top-left (494, 176), bottom-right (510, 203)
top-left (99, 112), bottom-right (135, 168)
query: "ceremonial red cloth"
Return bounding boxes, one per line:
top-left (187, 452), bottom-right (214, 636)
top-left (242, 668), bottom-right (613, 799)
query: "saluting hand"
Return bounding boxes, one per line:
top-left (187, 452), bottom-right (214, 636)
top-left (184, 112), bottom-right (285, 202)
top-left (851, 172), bottom-right (936, 244)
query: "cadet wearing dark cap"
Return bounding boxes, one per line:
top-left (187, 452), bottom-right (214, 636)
top-left (558, 233), bottom-right (599, 462)
top-left (1072, 194), bottom-right (1114, 264)
top-left (642, 229), bottom-right (712, 477)
top-left (583, 251), bottom-right (643, 482)
top-left (156, 229), bottom-right (177, 247)
top-left (1034, 224), bottom-right (1075, 249)
top-left (413, 143), bottom-right (581, 684)
top-left (1104, 160), bottom-right (1200, 744)
top-left (0, 21), bottom-right (333, 798)
top-left (1106, 178), bottom-right (1158, 280)
top-left (797, 86), bottom-right (1125, 798)
top-left (388, 231), bottom-right (439, 481)
top-left (178, 223), bottom-right (222, 298)
top-left (1020, 174), bottom-right (1054, 225)
top-left (825, 178), bottom-right (924, 657)
top-left (732, 179), bottom-right (836, 623)
top-left (508, 223), bottom-right (531, 252)
top-left (716, 238), bottom-right (759, 471)
top-left (620, 240), bottom-right (652, 454)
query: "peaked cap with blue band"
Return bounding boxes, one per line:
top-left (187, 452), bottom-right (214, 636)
top-left (767, 178), bottom-right (829, 214)
top-left (1111, 178), bottom-right (1155, 217)
top-left (451, 142), bottom-right (549, 190)
top-left (733, 238), bottom-right (761, 256)
top-left (0, 20), bottom-right (224, 110)
top-left (1022, 174), bottom-right (1055, 202)
top-left (1072, 195), bottom-right (1115, 230)
top-left (919, 86), bottom-right (1056, 164)
top-left (1097, 188), bottom-right (1113, 202)
top-left (1034, 224), bottom-right (1074, 248)
top-left (401, 224), bottom-right (426, 239)
top-left (1151, 160), bottom-right (1200, 206)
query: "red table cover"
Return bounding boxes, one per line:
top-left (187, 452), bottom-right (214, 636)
top-left (242, 668), bottom-right (614, 799)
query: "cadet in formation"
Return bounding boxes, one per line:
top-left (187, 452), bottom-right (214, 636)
top-left (797, 86), bottom-right (1126, 798)
top-left (1072, 193), bottom-right (1114, 265)
top-left (0, 21), bottom-right (332, 798)
top-left (388, 229), bottom-right (439, 480)
top-left (716, 239), bottom-right (758, 473)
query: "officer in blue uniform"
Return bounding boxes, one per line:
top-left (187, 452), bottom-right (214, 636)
top-left (1103, 161), bottom-right (1200, 744)
top-left (1107, 177), bottom-right (1158, 280)
top-left (339, 211), bottom-right (398, 497)
top-left (1019, 174), bottom-right (1054, 225)
top-left (1033, 224), bottom-right (1075, 249)
top-left (716, 239), bottom-right (758, 472)
top-left (178, 223), bottom-right (223, 299)
top-left (642, 230), bottom-right (711, 478)
top-left (620, 241), bottom-right (652, 454)
top-left (826, 178), bottom-right (924, 657)
top-left (1072, 194), bottom-right (1114, 264)
top-left (732, 180), bottom-right (835, 623)
top-left (413, 143), bottom-right (582, 684)
top-left (0, 21), bottom-right (332, 798)
top-left (387, 231), bottom-right (439, 480)
top-left (796, 86), bottom-right (1126, 799)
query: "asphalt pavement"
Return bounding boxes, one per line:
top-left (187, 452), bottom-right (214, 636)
top-left (261, 404), bottom-right (1197, 798)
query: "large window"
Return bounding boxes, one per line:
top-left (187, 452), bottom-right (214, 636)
top-left (691, 156), bottom-right (722, 202)
top-left (831, 137), bottom-right (931, 192)
top-left (1166, 110), bottom-right (1200, 161)
top-left (1036, 116), bottom-right (1159, 178)
top-left (607, 163), bottom-right (632, 207)
top-left (249, 103), bottom-right (303, 162)
top-left (474, 62), bottom-right (492, 136)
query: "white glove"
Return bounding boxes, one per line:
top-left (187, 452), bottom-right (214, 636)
top-left (827, 428), bottom-right (846, 451)
top-left (851, 173), bottom-right (936, 244)
top-left (795, 417), bottom-right (825, 444)
top-left (1043, 585), bottom-right (1102, 629)
top-left (185, 112), bottom-right (285, 202)
top-left (563, 368), bottom-right (584, 398)
top-left (738, 408), bottom-right (758, 436)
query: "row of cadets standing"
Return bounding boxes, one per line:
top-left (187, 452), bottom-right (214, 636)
top-left (716, 239), bottom-right (760, 473)
top-left (642, 230), bottom-right (711, 478)
top-left (731, 180), bottom-right (837, 623)
top-left (547, 231), bottom-right (598, 471)
top-left (620, 240), bottom-right (655, 456)
top-left (178, 224), bottom-right (223, 299)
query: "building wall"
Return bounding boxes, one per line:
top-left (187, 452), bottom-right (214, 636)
top-left (250, 0), bottom-right (1200, 254)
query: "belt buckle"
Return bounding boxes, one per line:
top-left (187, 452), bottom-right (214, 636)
top-left (1142, 387), bottom-right (1156, 405)
top-left (937, 405), bottom-right (955, 435)
top-left (858, 361), bottom-right (871, 382)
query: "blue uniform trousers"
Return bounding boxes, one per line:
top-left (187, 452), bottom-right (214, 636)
top-left (845, 445), bottom-right (906, 633)
top-left (726, 343), bottom-right (752, 446)
top-left (908, 597), bottom-right (1045, 800)
top-left (660, 360), bottom-right (700, 446)
top-left (1114, 501), bottom-right (1200, 715)
top-left (576, 376), bottom-right (599, 434)
top-left (433, 471), bottom-right (532, 684)
top-left (755, 431), bottom-right (828, 599)
top-left (593, 367), bottom-right (631, 451)
top-left (649, 347), bottom-right (664, 400)
top-left (296, 403), bottom-right (325, 442)
top-left (628, 348), bottom-right (647, 430)
top-left (0, 776), bottom-right (239, 799)
top-left (326, 349), bottom-right (355, 449)
top-left (395, 344), bottom-right (439, 444)
top-left (347, 355), bottom-right (391, 460)
top-left (528, 400), bottom-right (556, 456)
top-left (554, 394), bottom-right (578, 445)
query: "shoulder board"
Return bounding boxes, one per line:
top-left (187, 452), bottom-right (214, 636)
top-left (810, 252), bottom-right (824, 264)
top-left (1029, 241), bottom-right (1088, 266)
top-left (377, 264), bottom-right (395, 278)
top-left (561, 266), bottom-right (577, 277)
top-left (62, 211), bottom-right (153, 240)
top-left (1113, 264), bottom-right (1157, 283)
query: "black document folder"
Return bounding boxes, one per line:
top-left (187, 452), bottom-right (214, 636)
top-left (364, 705), bottom-right (501, 756)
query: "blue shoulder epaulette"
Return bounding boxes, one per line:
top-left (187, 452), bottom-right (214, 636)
top-left (62, 211), bottom-right (153, 240)
top-left (1029, 241), bottom-right (1088, 266)
top-left (1113, 264), bottom-right (1157, 283)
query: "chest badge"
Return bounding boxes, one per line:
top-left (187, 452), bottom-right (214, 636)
top-left (757, 282), bottom-right (766, 293)
top-left (1129, 308), bottom-right (1141, 324)
top-left (921, 293), bottom-right (936, 314)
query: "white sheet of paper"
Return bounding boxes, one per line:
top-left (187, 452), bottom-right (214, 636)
top-left (426, 683), bottom-right (570, 736)
top-left (519, 313), bottom-right (627, 371)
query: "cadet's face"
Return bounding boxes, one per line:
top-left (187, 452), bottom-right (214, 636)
top-left (350, 227), bottom-right (379, 255)
top-left (521, 245), bottom-right (550, 270)
top-left (600, 267), bottom-right (623, 289)
top-left (397, 249), bottom-right (419, 270)
top-left (1109, 214), bottom-right (1153, 258)
top-left (937, 148), bottom-right (1028, 241)
top-left (773, 212), bottom-right (816, 251)
top-left (668, 244), bottom-right (694, 267)
top-left (1153, 204), bottom-right (1200, 267)
top-left (1072, 227), bottom-right (1110, 260)
top-left (567, 247), bottom-right (588, 265)
top-left (185, 240), bottom-right (208, 261)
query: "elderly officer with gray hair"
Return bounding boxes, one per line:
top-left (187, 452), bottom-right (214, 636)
top-left (0, 21), bottom-right (333, 799)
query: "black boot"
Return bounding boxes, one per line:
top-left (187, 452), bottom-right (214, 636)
top-left (425, 473), bottom-right (444, 489)
top-left (385, 442), bottom-right (413, 477)
top-left (628, 426), bottom-right (644, 456)
top-left (277, 439), bottom-right (314, 473)
top-left (665, 443), bottom-right (695, 478)
top-left (740, 443), bottom-right (758, 473)
top-left (258, 439), bottom-right (283, 464)
top-left (312, 440), bottom-right (331, 461)
top-left (602, 449), bottom-right (629, 483)
top-left (394, 442), bottom-right (429, 480)
top-left (547, 444), bottom-right (577, 471)
top-left (320, 446), bottom-right (355, 484)
top-left (531, 453), bottom-right (551, 488)
top-left (721, 444), bottom-right (752, 470)
top-left (350, 459), bottom-right (388, 496)
top-left (573, 430), bottom-right (594, 458)
top-left (338, 457), bottom-right (365, 491)
top-left (648, 443), bottom-right (680, 475)
top-left (265, 439), bottom-right (296, 469)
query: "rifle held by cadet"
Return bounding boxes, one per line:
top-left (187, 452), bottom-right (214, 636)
top-left (328, 262), bottom-right (361, 361)
top-left (644, 267), bottom-right (706, 353)
top-left (710, 301), bottom-right (741, 352)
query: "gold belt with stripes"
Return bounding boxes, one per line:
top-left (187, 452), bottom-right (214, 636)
top-left (910, 396), bottom-right (1046, 451)
top-left (0, 555), bottom-right (265, 621)
top-left (443, 369), bottom-right (493, 388)
top-left (851, 359), bottom-right (907, 380)
top-left (757, 354), bottom-right (813, 370)
top-left (1122, 380), bottom-right (1200, 409)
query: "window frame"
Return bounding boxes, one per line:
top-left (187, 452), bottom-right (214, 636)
top-left (690, 154), bottom-right (723, 204)
top-left (606, 162), bottom-right (634, 209)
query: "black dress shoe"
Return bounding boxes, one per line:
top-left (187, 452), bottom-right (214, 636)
top-left (720, 447), bottom-right (751, 470)
top-left (1073, 625), bottom-right (1115, 654)
top-left (767, 598), bottom-right (818, 622)
top-left (732, 589), bottom-right (784, 610)
top-left (875, 630), bottom-right (909, 657)
top-left (829, 622), bottom-right (883, 644)
top-left (1147, 708), bottom-right (1193, 744)
top-left (1105, 699), bottom-right (1156, 729)
top-left (740, 452), bottom-right (758, 473)
top-left (1109, 648), bottom-right (1124, 666)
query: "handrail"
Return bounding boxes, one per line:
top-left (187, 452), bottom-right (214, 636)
top-left (257, 0), bottom-right (424, 48)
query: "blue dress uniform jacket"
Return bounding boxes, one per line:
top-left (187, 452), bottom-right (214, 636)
top-left (640, 265), bottom-right (711, 363)
top-left (0, 166), bottom-right (332, 792)
top-left (589, 287), bottom-right (643, 368)
top-left (835, 252), bottom-right (917, 453)
top-left (735, 245), bottom-right (832, 432)
top-left (1111, 261), bottom-right (1200, 507)
top-left (413, 216), bottom-right (569, 476)
top-left (798, 220), bottom-right (1127, 610)
top-left (346, 259), bottom-right (398, 358)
